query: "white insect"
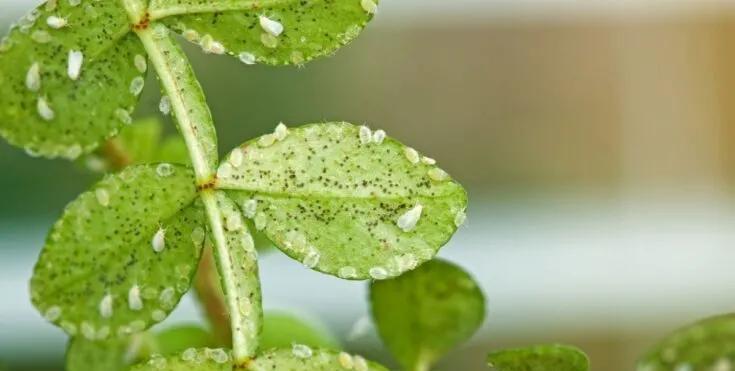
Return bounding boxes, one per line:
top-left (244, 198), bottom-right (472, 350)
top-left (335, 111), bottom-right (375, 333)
top-left (274, 122), bottom-right (289, 141)
top-left (372, 129), bottom-right (386, 144)
top-left (115, 108), bottom-right (132, 125)
top-left (26, 62), bottom-right (41, 92)
top-left (428, 167), bottom-right (449, 181)
top-left (46, 16), bottom-right (67, 29)
top-left (95, 188), bottom-right (110, 207)
top-left (259, 15), bottom-right (284, 37)
top-left (359, 125), bottom-right (372, 145)
top-left (403, 147), bottom-right (420, 164)
top-left (238, 52), bottom-right (256, 65)
top-left (242, 199), bottom-right (258, 219)
top-left (338, 352), bottom-right (354, 369)
top-left (291, 344), bottom-right (313, 359)
top-left (354, 355), bottom-right (369, 371)
top-left (228, 149), bottom-right (243, 168)
top-left (151, 227), bottom-right (166, 253)
top-left (128, 285), bottom-right (143, 311)
top-left (67, 50), bottom-right (83, 80)
top-left (397, 203), bottom-right (423, 232)
top-left (129, 76), bottom-right (145, 96)
top-left (369, 266), bottom-right (388, 280)
top-left (37, 96), bottom-right (55, 121)
top-left (361, 0), bottom-right (378, 14)
top-left (134, 54), bottom-right (147, 73)
top-left (99, 293), bottom-right (113, 318)
top-left (159, 96), bottom-right (171, 115)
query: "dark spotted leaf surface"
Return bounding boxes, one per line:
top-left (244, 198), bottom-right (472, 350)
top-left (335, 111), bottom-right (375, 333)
top-left (31, 164), bottom-right (206, 340)
top-left (370, 259), bottom-right (484, 371)
top-left (131, 346), bottom-right (387, 370)
top-left (637, 314), bottom-right (735, 371)
top-left (0, 1), bottom-right (145, 159)
top-left (150, 0), bottom-right (376, 66)
top-left (261, 311), bottom-right (339, 350)
top-left (487, 344), bottom-right (590, 371)
top-left (217, 122), bottom-right (467, 280)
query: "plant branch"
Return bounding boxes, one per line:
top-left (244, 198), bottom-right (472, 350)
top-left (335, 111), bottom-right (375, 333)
top-left (134, 20), bottom-right (261, 364)
top-left (194, 244), bottom-right (233, 347)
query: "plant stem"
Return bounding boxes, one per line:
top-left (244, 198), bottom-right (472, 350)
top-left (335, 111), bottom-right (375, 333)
top-left (133, 19), bottom-right (261, 364)
top-left (194, 244), bottom-right (233, 347)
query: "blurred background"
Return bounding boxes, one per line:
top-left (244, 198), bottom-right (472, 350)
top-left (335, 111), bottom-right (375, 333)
top-left (4, 0), bottom-right (735, 370)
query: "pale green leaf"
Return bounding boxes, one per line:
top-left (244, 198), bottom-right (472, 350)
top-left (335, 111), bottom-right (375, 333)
top-left (66, 333), bottom-right (156, 371)
top-left (487, 344), bottom-right (590, 371)
top-left (637, 313), bottom-right (735, 371)
top-left (218, 122), bottom-right (467, 280)
top-left (31, 164), bottom-right (206, 339)
top-left (66, 325), bottom-right (215, 371)
top-left (261, 311), bottom-right (339, 350)
top-left (149, 0), bottom-right (377, 66)
top-left (131, 347), bottom-right (388, 370)
top-left (370, 259), bottom-right (485, 371)
top-left (0, 2), bottom-right (145, 159)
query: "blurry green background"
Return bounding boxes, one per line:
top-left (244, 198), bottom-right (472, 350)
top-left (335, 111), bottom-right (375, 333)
top-left (5, 1), bottom-right (735, 370)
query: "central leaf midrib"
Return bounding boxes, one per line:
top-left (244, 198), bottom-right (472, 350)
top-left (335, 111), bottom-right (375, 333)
top-left (221, 187), bottom-right (462, 202)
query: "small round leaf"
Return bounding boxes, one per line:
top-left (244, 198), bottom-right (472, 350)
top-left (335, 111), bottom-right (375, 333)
top-left (370, 259), bottom-right (485, 371)
top-left (218, 122), bottom-right (467, 280)
top-left (487, 344), bottom-right (590, 371)
top-left (150, 0), bottom-right (377, 66)
top-left (0, 2), bottom-right (146, 159)
top-left (637, 313), bottom-right (735, 371)
top-left (31, 164), bottom-right (206, 340)
top-left (261, 311), bottom-right (339, 350)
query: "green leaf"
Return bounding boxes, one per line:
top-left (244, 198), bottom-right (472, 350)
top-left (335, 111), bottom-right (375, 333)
top-left (66, 325), bottom-right (215, 371)
top-left (31, 164), bottom-right (206, 339)
top-left (218, 122), bottom-right (468, 280)
top-left (156, 325), bottom-right (217, 355)
top-left (150, 0), bottom-right (377, 66)
top-left (67, 333), bottom-right (155, 371)
top-left (637, 313), bottom-right (735, 371)
top-left (0, 2), bottom-right (145, 159)
top-left (130, 347), bottom-right (388, 370)
top-left (156, 136), bottom-right (191, 165)
top-left (261, 311), bottom-right (339, 350)
top-left (487, 344), bottom-right (590, 371)
top-left (370, 259), bottom-right (485, 371)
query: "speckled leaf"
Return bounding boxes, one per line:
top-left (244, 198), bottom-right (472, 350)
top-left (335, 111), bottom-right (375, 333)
top-left (131, 347), bottom-right (387, 370)
top-left (149, 0), bottom-right (377, 66)
top-left (156, 325), bottom-right (217, 355)
top-left (218, 122), bottom-right (467, 280)
top-left (248, 347), bottom-right (388, 370)
top-left (637, 314), bottom-right (735, 371)
top-left (31, 164), bottom-right (206, 340)
top-left (487, 344), bottom-right (590, 371)
top-left (0, 2), bottom-right (146, 159)
top-left (370, 259), bottom-right (485, 371)
top-left (261, 311), bottom-right (339, 350)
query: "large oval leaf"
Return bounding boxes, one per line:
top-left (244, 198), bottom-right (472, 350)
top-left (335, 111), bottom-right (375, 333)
top-left (0, 2), bottom-right (145, 159)
top-left (31, 164), bottom-right (206, 339)
top-left (149, 0), bottom-right (376, 66)
top-left (217, 122), bottom-right (467, 280)
top-left (487, 344), bottom-right (590, 371)
top-left (637, 314), bottom-right (735, 371)
top-left (130, 347), bottom-right (387, 370)
top-left (370, 259), bottom-right (485, 371)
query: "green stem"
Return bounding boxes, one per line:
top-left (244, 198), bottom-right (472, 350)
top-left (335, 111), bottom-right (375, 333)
top-left (132, 18), bottom-right (261, 364)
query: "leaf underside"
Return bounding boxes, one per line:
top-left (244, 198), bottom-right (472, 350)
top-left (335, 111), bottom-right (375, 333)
top-left (152, 0), bottom-right (375, 66)
top-left (31, 164), bottom-right (205, 340)
top-left (487, 344), bottom-right (590, 371)
top-left (130, 347), bottom-right (388, 370)
top-left (66, 336), bottom-right (133, 371)
top-left (637, 313), bottom-right (735, 371)
top-left (0, 1), bottom-right (144, 159)
top-left (370, 259), bottom-right (485, 370)
top-left (218, 122), bottom-right (467, 280)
